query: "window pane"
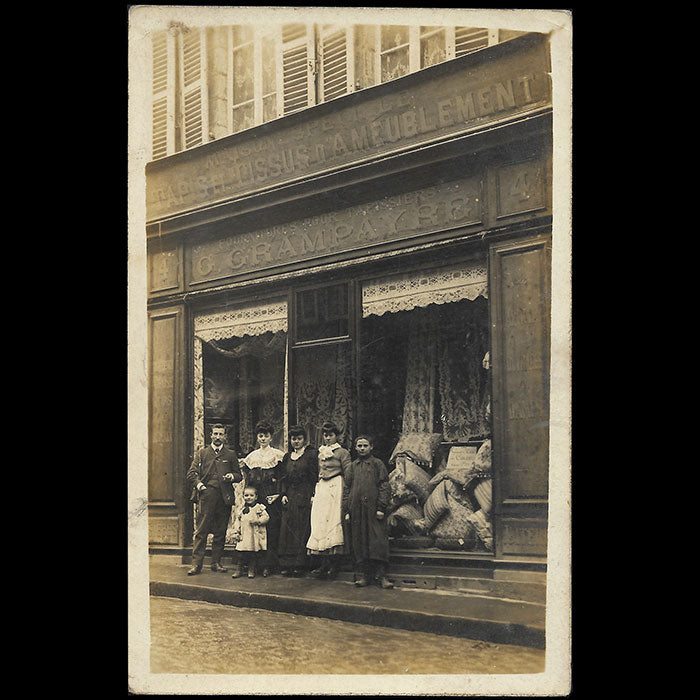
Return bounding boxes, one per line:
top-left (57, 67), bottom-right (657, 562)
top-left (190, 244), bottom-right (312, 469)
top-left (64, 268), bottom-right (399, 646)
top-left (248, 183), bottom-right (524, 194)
top-left (202, 330), bottom-right (287, 455)
top-left (293, 342), bottom-right (353, 448)
top-left (421, 28), bottom-right (446, 68)
top-left (262, 35), bottom-right (277, 95)
top-left (295, 284), bottom-right (349, 342)
top-left (232, 25), bottom-right (253, 46)
top-left (232, 102), bottom-right (254, 133)
top-left (381, 25), bottom-right (409, 51)
top-left (233, 43), bottom-right (254, 105)
top-left (263, 93), bottom-right (278, 122)
top-left (381, 46), bottom-right (410, 82)
top-left (359, 297), bottom-right (492, 551)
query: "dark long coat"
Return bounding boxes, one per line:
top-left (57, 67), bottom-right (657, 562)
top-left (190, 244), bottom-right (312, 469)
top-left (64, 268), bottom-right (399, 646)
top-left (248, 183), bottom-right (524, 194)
top-left (341, 456), bottom-right (391, 565)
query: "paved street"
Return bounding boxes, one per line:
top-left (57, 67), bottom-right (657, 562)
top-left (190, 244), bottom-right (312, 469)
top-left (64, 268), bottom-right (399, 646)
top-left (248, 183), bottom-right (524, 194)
top-left (149, 596), bottom-right (545, 675)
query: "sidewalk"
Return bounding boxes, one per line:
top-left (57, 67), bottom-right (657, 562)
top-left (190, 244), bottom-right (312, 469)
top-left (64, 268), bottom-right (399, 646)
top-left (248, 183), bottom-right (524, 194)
top-left (149, 555), bottom-right (545, 648)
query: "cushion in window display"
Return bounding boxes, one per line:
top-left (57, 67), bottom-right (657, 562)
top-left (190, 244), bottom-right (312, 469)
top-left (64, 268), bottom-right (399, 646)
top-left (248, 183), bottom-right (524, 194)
top-left (432, 498), bottom-right (478, 549)
top-left (429, 444), bottom-right (490, 492)
top-left (396, 456), bottom-right (433, 505)
top-left (466, 509), bottom-right (493, 551)
top-left (473, 439), bottom-right (492, 475)
top-left (388, 467), bottom-right (419, 512)
top-left (444, 479), bottom-right (476, 513)
top-left (472, 479), bottom-right (493, 515)
top-left (389, 432), bottom-right (444, 469)
top-left (387, 502), bottom-right (426, 536)
top-left (422, 479), bottom-right (450, 530)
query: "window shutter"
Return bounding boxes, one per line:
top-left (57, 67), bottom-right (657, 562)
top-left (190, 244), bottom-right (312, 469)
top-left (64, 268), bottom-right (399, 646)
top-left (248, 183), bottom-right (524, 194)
top-left (179, 27), bottom-right (209, 149)
top-left (454, 27), bottom-right (490, 57)
top-left (319, 25), bottom-right (353, 102)
top-left (281, 23), bottom-right (315, 115)
top-left (151, 31), bottom-right (175, 160)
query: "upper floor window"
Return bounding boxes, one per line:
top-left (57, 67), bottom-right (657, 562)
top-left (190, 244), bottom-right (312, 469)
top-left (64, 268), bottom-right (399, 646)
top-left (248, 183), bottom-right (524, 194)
top-left (150, 23), bottom-right (510, 160)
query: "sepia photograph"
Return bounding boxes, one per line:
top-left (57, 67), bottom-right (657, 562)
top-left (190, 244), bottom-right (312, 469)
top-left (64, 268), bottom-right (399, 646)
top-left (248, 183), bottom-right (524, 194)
top-left (127, 6), bottom-right (572, 695)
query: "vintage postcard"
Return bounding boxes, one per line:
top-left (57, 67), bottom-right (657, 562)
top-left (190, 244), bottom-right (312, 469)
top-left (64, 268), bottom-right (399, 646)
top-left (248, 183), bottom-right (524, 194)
top-left (128, 6), bottom-right (572, 695)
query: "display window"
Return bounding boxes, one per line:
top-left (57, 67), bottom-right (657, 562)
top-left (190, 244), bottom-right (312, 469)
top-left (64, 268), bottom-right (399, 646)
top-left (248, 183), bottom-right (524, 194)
top-left (191, 257), bottom-right (494, 552)
top-left (358, 259), bottom-right (493, 551)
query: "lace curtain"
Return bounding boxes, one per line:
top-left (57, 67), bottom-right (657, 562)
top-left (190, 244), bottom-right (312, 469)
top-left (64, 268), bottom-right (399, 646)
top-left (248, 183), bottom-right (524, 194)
top-left (362, 263), bottom-right (489, 443)
top-left (436, 299), bottom-right (490, 440)
top-left (193, 300), bottom-right (288, 544)
top-left (194, 298), bottom-right (288, 342)
top-left (402, 316), bottom-right (436, 434)
top-left (193, 298), bottom-right (288, 451)
top-left (362, 260), bottom-right (487, 318)
top-left (294, 344), bottom-right (353, 449)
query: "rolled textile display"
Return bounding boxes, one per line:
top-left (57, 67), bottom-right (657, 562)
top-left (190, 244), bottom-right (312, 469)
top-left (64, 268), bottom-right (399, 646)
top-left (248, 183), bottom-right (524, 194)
top-left (467, 508), bottom-right (493, 551)
top-left (422, 479), bottom-right (450, 531)
top-left (388, 466), bottom-right (419, 512)
top-left (396, 455), bottom-right (432, 505)
top-left (432, 492), bottom-right (478, 550)
top-left (387, 501), bottom-right (426, 536)
top-left (472, 478), bottom-right (492, 515)
top-left (389, 432), bottom-right (444, 470)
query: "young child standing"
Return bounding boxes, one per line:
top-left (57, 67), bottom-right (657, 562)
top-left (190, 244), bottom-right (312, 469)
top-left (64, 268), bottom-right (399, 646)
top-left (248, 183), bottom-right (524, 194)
top-left (240, 421), bottom-right (285, 577)
top-left (342, 435), bottom-right (394, 589)
top-left (231, 485), bottom-right (270, 579)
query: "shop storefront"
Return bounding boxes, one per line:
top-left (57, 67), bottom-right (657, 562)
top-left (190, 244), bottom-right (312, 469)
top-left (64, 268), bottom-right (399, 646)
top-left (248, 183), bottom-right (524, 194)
top-left (146, 32), bottom-right (552, 570)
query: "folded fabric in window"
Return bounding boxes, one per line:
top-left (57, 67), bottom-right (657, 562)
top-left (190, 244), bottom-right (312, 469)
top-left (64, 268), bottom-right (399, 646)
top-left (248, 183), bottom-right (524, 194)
top-left (388, 467), bottom-right (419, 512)
top-left (467, 509), bottom-right (493, 551)
top-left (387, 502), bottom-right (426, 536)
top-left (472, 478), bottom-right (492, 515)
top-left (431, 495), bottom-right (478, 547)
top-left (473, 439), bottom-right (492, 475)
top-left (444, 479), bottom-right (476, 512)
top-left (422, 479), bottom-right (450, 530)
top-left (389, 432), bottom-right (443, 468)
top-left (396, 456), bottom-right (432, 505)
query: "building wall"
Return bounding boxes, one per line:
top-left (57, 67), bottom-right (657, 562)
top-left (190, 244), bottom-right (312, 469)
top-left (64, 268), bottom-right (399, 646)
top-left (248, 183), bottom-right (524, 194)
top-left (145, 33), bottom-right (552, 559)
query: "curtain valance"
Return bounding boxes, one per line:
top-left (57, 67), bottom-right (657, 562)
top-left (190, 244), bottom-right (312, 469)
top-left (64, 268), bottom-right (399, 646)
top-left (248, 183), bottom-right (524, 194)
top-left (194, 298), bottom-right (288, 341)
top-left (361, 261), bottom-right (487, 317)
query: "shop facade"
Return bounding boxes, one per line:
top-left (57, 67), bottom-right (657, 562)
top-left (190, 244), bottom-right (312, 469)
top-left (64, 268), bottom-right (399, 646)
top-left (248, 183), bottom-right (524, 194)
top-left (146, 32), bottom-right (552, 571)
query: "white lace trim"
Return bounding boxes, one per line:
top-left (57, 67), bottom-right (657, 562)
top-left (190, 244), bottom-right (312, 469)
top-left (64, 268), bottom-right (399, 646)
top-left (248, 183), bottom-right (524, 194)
top-left (242, 446), bottom-right (285, 469)
top-left (362, 261), bottom-right (487, 317)
top-left (194, 299), bottom-right (288, 341)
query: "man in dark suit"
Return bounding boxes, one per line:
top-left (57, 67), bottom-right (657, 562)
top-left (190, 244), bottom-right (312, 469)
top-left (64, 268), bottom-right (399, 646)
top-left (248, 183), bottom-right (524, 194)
top-left (186, 424), bottom-right (243, 575)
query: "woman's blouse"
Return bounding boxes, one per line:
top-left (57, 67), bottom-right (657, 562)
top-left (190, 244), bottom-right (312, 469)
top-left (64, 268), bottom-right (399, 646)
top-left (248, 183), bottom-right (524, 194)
top-left (317, 444), bottom-right (351, 480)
top-left (280, 446), bottom-right (318, 499)
top-left (242, 445), bottom-right (285, 499)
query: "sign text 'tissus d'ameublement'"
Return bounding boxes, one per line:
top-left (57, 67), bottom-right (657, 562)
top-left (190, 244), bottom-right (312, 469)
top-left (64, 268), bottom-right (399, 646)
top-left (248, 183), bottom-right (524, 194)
top-left (146, 36), bottom-right (550, 222)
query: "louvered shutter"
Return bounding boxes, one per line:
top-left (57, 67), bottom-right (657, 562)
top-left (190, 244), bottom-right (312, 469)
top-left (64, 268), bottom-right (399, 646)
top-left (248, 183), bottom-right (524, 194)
top-left (319, 25), bottom-right (353, 103)
top-left (454, 27), bottom-right (490, 57)
top-left (179, 27), bottom-right (209, 149)
top-left (151, 31), bottom-right (175, 160)
top-left (281, 23), bottom-right (315, 115)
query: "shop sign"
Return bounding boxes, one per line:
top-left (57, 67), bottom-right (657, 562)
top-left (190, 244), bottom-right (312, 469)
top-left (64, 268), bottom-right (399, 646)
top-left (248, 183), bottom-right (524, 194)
top-left (189, 177), bottom-right (482, 285)
top-left (147, 35), bottom-right (550, 222)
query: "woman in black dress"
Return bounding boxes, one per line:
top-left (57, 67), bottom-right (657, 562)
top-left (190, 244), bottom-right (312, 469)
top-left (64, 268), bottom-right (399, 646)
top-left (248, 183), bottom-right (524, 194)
top-left (277, 425), bottom-right (318, 577)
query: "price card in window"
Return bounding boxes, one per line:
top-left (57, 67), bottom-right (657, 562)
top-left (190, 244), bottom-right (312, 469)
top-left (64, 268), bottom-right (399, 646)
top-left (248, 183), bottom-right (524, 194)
top-left (445, 446), bottom-right (477, 471)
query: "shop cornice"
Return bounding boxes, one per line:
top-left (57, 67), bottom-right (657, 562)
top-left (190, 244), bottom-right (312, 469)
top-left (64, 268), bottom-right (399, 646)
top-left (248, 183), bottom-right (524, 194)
top-left (145, 217), bottom-right (552, 311)
top-left (146, 109), bottom-right (552, 242)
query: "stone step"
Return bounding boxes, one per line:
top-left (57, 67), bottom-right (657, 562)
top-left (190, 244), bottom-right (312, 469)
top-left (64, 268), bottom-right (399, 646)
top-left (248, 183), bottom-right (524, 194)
top-left (175, 550), bottom-right (546, 604)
